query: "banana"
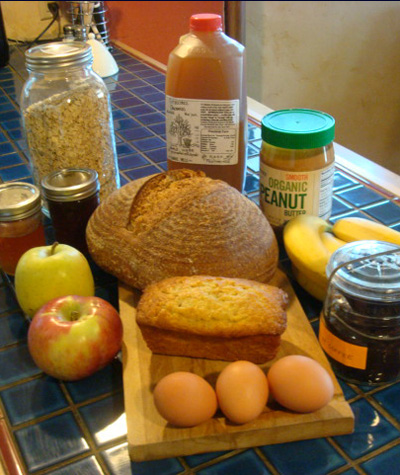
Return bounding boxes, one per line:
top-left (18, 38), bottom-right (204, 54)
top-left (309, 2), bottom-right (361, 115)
top-left (283, 215), bottom-right (349, 301)
top-left (285, 215), bottom-right (400, 302)
top-left (291, 264), bottom-right (328, 301)
top-left (283, 215), bottom-right (332, 284)
top-left (332, 217), bottom-right (400, 245)
top-left (320, 231), bottom-right (348, 254)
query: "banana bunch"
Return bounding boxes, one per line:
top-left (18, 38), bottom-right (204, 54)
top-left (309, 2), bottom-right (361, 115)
top-left (283, 216), bottom-right (400, 301)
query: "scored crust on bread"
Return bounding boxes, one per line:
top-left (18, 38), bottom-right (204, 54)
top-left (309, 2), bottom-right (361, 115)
top-left (136, 275), bottom-right (289, 363)
top-left (128, 168), bottom-right (206, 228)
top-left (86, 169), bottom-right (278, 289)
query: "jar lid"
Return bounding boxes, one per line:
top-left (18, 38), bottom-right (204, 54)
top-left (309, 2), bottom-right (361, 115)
top-left (190, 14), bottom-right (223, 32)
top-left (41, 168), bottom-right (99, 202)
top-left (326, 240), bottom-right (400, 302)
top-left (0, 182), bottom-right (42, 221)
top-left (25, 42), bottom-right (93, 71)
top-left (261, 109), bottom-right (335, 149)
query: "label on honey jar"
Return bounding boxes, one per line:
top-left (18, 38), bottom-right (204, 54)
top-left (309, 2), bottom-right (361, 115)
top-left (319, 316), bottom-right (368, 370)
top-left (259, 162), bottom-right (334, 227)
top-left (166, 96), bottom-right (239, 165)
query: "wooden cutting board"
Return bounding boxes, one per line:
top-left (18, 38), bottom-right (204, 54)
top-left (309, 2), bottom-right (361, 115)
top-left (119, 269), bottom-right (354, 462)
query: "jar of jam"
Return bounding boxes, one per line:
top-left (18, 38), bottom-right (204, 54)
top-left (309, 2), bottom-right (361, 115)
top-left (0, 182), bottom-right (46, 275)
top-left (260, 109), bottom-right (335, 239)
top-left (41, 168), bottom-right (100, 255)
top-left (319, 240), bottom-right (400, 385)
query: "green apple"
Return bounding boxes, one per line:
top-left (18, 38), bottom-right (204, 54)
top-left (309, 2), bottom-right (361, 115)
top-left (15, 242), bottom-right (95, 318)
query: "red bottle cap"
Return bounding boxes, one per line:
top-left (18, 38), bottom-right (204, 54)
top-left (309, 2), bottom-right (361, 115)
top-left (190, 13), bottom-right (222, 32)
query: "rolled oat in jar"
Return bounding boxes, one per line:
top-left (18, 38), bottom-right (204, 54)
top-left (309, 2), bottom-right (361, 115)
top-left (260, 109), bottom-right (335, 236)
top-left (20, 42), bottom-right (120, 207)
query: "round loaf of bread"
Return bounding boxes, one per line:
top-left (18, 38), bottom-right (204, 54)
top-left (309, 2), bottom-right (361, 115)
top-left (86, 169), bottom-right (278, 289)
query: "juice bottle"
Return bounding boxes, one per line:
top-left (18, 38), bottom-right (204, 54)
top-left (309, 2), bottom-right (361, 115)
top-left (165, 13), bottom-right (247, 192)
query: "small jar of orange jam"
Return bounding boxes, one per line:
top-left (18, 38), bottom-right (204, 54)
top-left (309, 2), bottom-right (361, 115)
top-left (0, 182), bottom-right (46, 275)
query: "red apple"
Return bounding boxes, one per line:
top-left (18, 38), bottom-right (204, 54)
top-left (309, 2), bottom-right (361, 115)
top-left (28, 295), bottom-right (123, 381)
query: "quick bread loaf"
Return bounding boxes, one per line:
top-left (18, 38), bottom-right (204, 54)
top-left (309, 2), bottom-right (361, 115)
top-left (136, 275), bottom-right (288, 363)
top-left (86, 169), bottom-right (278, 289)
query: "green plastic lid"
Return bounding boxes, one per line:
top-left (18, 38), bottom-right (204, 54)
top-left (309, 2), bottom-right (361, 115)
top-left (261, 108), bottom-right (335, 149)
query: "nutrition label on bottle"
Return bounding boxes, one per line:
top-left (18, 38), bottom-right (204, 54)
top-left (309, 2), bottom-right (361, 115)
top-left (166, 96), bottom-right (239, 165)
top-left (259, 162), bottom-right (335, 227)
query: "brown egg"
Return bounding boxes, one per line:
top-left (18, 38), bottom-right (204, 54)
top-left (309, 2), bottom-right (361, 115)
top-left (267, 355), bottom-right (334, 413)
top-left (153, 372), bottom-right (217, 427)
top-left (216, 360), bottom-right (269, 424)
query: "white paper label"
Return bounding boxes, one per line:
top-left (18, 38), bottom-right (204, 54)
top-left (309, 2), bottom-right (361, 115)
top-left (260, 162), bottom-right (335, 227)
top-left (166, 95), bottom-right (239, 165)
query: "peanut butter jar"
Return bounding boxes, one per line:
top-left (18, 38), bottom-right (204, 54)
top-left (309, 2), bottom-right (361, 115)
top-left (260, 109), bottom-right (335, 236)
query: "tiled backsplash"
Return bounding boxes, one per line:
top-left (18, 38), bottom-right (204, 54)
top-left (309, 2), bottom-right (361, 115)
top-left (0, 44), bottom-right (399, 474)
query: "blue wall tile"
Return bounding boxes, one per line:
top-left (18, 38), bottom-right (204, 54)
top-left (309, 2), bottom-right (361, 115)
top-left (198, 450), bottom-right (270, 475)
top-left (132, 136), bottom-right (165, 152)
top-left (361, 444), bottom-right (400, 474)
top-left (338, 185), bottom-right (386, 207)
top-left (118, 127), bottom-right (153, 141)
top-left (0, 344), bottom-right (42, 386)
top-left (0, 312), bottom-right (28, 347)
top-left (118, 153), bottom-right (150, 170)
top-left (334, 399), bottom-right (400, 458)
top-left (48, 456), bottom-right (103, 474)
top-left (79, 392), bottom-right (126, 446)
top-left (102, 442), bottom-right (184, 475)
top-left (373, 382), bottom-right (400, 419)
top-left (363, 201), bottom-right (400, 225)
top-left (0, 152), bottom-right (23, 166)
top-left (125, 165), bottom-right (160, 180)
top-left (185, 450), bottom-right (230, 468)
top-left (0, 163), bottom-right (31, 181)
top-left (15, 412), bottom-right (89, 472)
top-left (65, 361), bottom-right (123, 404)
top-left (1, 377), bottom-right (68, 425)
top-left (260, 438), bottom-right (345, 475)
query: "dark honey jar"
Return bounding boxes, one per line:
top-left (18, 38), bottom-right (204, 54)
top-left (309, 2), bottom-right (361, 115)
top-left (319, 240), bottom-right (400, 385)
top-left (41, 168), bottom-right (99, 255)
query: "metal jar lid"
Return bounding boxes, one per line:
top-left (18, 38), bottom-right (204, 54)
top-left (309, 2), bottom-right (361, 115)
top-left (25, 42), bottom-right (93, 72)
top-left (0, 182), bottom-right (42, 221)
top-left (41, 168), bottom-right (99, 202)
top-left (326, 240), bottom-right (400, 302)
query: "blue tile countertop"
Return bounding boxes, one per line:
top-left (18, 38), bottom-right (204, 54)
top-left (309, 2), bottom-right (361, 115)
top-left (1, 44), bottom-right (400, 475)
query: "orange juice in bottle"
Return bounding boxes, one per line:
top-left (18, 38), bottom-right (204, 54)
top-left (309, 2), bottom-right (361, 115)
top-left (165, 13), bottom-right (247, 192)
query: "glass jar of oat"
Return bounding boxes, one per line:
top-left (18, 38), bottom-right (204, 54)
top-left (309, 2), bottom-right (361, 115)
top-left (260, 109), bottom-right (335, 238)
top-left (20, 42), bottom-right (119, 210)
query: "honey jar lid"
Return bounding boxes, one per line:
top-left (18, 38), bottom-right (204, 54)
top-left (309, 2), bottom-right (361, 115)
top-left (326, 240), bottom-right (400, 302)
top-left (41, 168), bottom-right (99, 202)
top-left (261, 109), bottom-right (335, 149)
top-left (0, 182), bottom-right (42, 221)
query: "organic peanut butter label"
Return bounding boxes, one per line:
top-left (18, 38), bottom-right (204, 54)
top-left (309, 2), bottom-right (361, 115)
top-left (166, 96), bottom-right (239, 165)
top-left (259, 162), bottom-right (334, 227)
top-left (319, 316), bottom-right (368, 370)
